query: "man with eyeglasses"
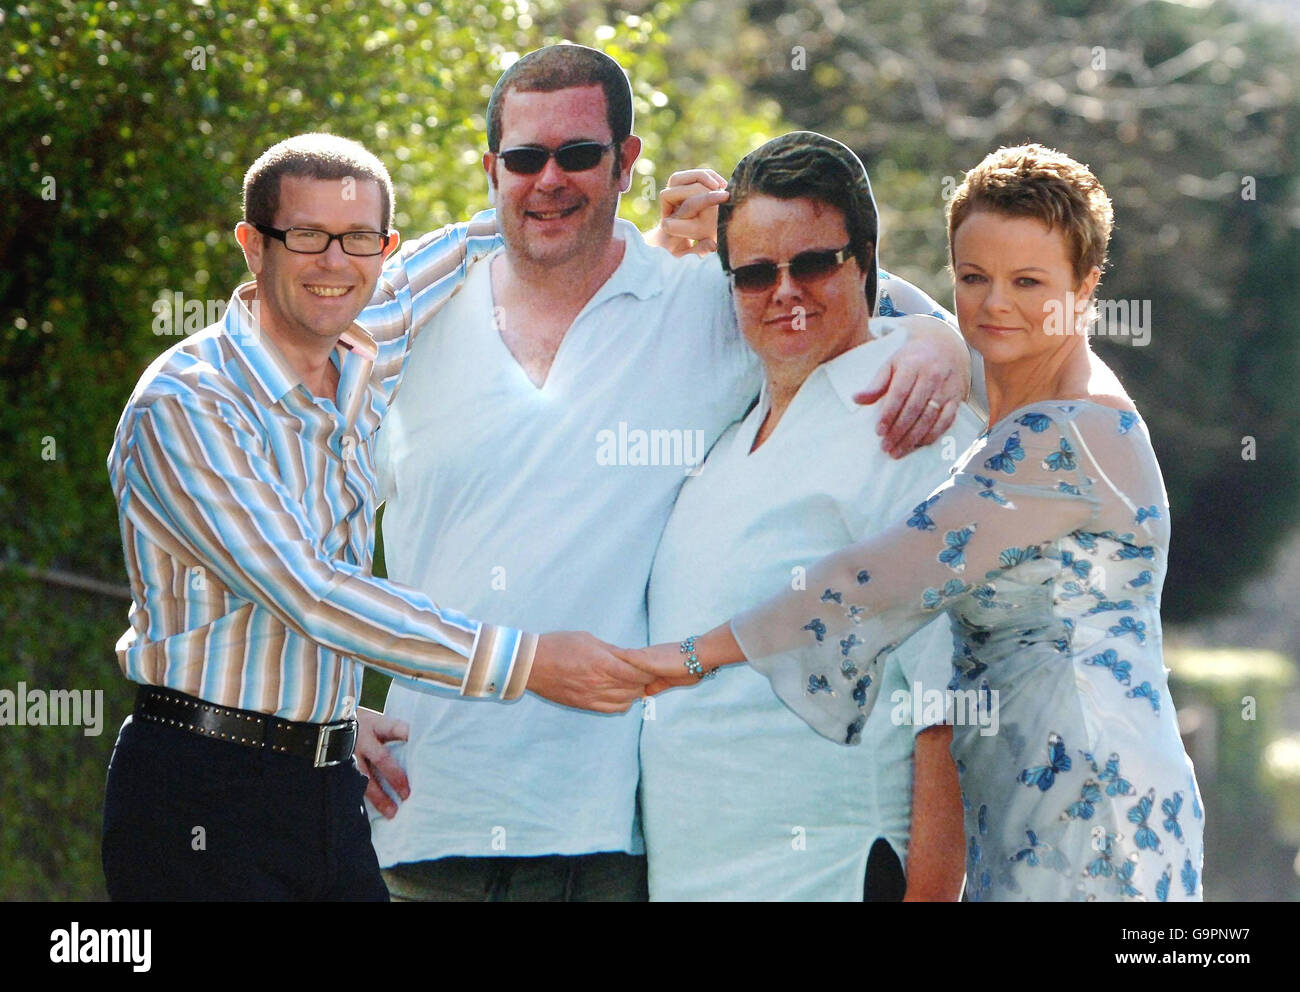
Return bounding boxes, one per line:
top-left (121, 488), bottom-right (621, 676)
top-left (103, 132), bottom-right (659, 900)
top-left (363, 44), bottom-right (973, 901)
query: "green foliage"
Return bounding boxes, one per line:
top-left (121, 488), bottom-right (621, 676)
top-left (0, 0), bottom-right (782, 899)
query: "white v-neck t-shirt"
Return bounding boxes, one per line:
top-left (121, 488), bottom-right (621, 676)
top-left (641, 335), bottom-right (984, 899)
top-left (369, 223), bottom-right (758, 861)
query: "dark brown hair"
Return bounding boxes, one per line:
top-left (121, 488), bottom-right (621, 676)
top-left (243, 132), bottom-right (395, 232)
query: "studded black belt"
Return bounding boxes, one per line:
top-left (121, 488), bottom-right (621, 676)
top-left (134, 685), bottom-right (358, 767)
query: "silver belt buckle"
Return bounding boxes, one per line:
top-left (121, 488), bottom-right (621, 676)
top-left (313, 719), bottom-right (354, 768)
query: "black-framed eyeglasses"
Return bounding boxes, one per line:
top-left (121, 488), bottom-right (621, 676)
top-left (497, 141), bottom-right (616, 175)
top-left (252, 223), bottom-right (389, 256)
top-left (726, 244), bottom-right (856, 293)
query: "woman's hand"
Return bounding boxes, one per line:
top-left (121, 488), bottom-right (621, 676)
top-left (615, 623), bottom-right (748, 695)
top-left (613, 642), bottom-right (698, 696)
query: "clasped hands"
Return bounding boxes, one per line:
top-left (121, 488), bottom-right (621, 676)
top-left (357, 630), bottom-right (717, 817)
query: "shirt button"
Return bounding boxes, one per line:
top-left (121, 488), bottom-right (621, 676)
top-left (340, 435), bottom-right (355, 458)
top-left (341, 695), bottom-right (356, 717)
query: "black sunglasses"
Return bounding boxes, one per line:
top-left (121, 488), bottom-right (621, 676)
top-left (498, 141), bottom-right (615, 175)
top-left (726, 244), bottom-right (856, 293)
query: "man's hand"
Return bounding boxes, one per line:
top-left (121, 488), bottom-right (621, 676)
top-left (644, 168), bottom-right (729, 257)
top-left (613, 642), bottom-right (699, 697)
top-left (855, 315), bottom-right (971, 458)
top-left (355, 706), bottom-right (410, 819)
top-left (526, 631), bottom-right (656, 713)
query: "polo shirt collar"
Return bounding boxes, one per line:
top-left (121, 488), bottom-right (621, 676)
top-left (583, 218), bottom-right (665, 307)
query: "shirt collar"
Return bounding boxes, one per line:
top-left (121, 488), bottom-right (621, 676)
top-left (820, 332), bottom-right (906, 412)
top-left (583, 218), bottom-right (665, 306)
top-left (222, 282), bottom-right (378, 406)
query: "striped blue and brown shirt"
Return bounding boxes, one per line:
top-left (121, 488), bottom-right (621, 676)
top-left (108, 214), bottom-right (535, 723)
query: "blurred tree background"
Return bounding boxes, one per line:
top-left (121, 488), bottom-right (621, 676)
top-left (2, 0), bottom-right (1298, 900)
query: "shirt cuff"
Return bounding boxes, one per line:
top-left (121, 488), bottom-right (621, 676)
top-left (461, 623), bottom-right (539, 701)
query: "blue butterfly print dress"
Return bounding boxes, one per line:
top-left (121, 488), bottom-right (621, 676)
top-left (732, 401), bottom-right (1204, 901)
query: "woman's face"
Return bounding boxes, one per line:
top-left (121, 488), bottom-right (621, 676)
top-left (726, 194), bottom-right (872, 378)
top-left (951, 209), bottom-right (1100, 368)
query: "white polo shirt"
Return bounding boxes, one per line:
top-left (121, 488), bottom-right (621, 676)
top-left (369, 222), bottom-right (759, 861)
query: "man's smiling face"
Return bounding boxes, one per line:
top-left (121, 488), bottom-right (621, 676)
top-left (242, 175), bottom-right (390, 345)
top-left (486, 85), bottom-right (634, 268)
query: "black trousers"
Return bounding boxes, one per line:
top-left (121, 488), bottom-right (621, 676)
top-left (384, 852), bottom-right (649, 902)
top-left (102, 714), bottom-right (387, 901)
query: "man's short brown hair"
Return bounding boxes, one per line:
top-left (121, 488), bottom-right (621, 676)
top-left (947, 143), bottom-right (1113, 284)
top-left (243, 132), bottom-right (395, 232)
top-left (486, 44), bottom-right (633, 154)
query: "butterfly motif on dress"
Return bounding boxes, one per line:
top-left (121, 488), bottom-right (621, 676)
top-left (1115, 854), bottom-right (1143, 900)
top-left (1098, 754), bottom-right (1135, 797)
top-left (1126, 570), bottom-right (1153, 590)
top-left (1087, 599), bottom-right (1137, 616)
top-left (1013, 832), bottom-right (1045, 868)
top-left (1135, 505), bottom-right (1162, 525)
top-left (1058, 481), bottom-right (1084, 496)
top-left (807, 674), bottom-right (832, 695)
top-left (907, 494), bottom-right (942, 531)
top-left (972, 474), bottom-right (1012, 506)
top-left (1018, 731), bottom-right (1071, 791)
top-left (1181, 856), bottom-right (1198, 896)
top-left (984, 431), bottom-right (1025, 474)
top-left (1084, 827), bottom-right (1119, 878)
top-left (1064, 779), bottom-right (1103, 820)
top-left (1156, 864), bottom-right (1172, 902)
top-left (1161, 792), bottom-right (1184, 842)
top-left (1016, 412), bottom-right (1054, 433)
top-left (1071, 530), bottom-right (1099, 551)
top-left (820, 588), bottom-right (842, 604)
top-left (1112, 543), bottom-right (1157, 562)
top-left (1191, 786), bottom-right (1203, 821)
top-left (1127, 790), bottom-right (1162, 852)
top-left (1058, 551), bottom-right (1091, 579)
top-left (998, 546), bottom-right (1040, 569)
top-left (1083, 649), bottom-right (1133, 686)
top-left (1118, 411), bottom-right (1138, 435)
top-left (938, 524), bottom-right (976, 572)
top-left (922, 578), bottom-right (972, 609)
top-left (845, 604), bottom-right (865, 624)
top-left (877, 290), bottom-right (902, 317)
top-left (1127, 681), bottom-right (1161, 714)
top-left (839, 634), bottom-right (862, 658)
top-left (954, 648), bottom-right (989, 683)
top-left (972, 584), bottom-right (1000, 609)
top-left (1109, 616), bottom-right (1147, 643)
top-left (856, 569), bottom-right (871, 585)
top-left (845, 714), bottom-right (865, 745)
top-left (1042, 437), bottom-right (1077, 472)
top-left (802, 619), bottom-right (827, 642)
top-left (978, 804), bottom-right (988, 835)
top-left (851, 675), bottom-right (872, 707)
